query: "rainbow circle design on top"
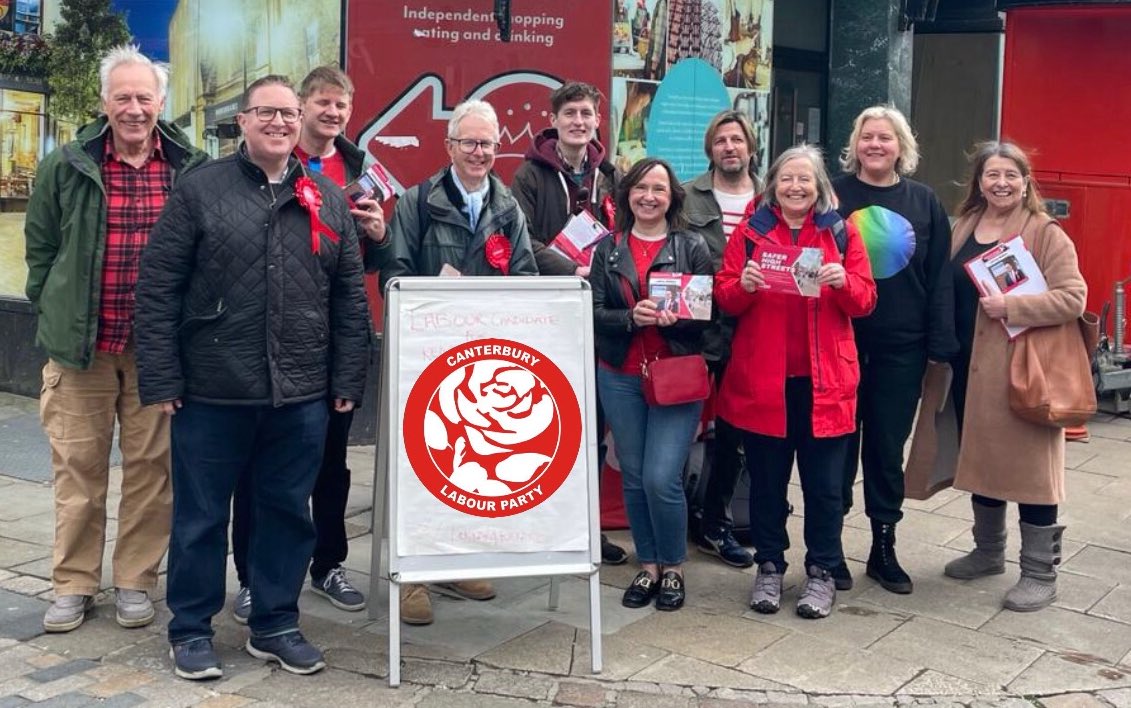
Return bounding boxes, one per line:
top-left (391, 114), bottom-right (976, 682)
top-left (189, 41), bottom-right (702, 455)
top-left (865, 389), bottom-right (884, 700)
top-left (847, 206), bottom-right (916, 279)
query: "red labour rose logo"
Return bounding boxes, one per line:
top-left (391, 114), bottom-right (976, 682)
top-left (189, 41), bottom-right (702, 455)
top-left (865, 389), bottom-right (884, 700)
top-left (403, 338), bottom-right (581, 518)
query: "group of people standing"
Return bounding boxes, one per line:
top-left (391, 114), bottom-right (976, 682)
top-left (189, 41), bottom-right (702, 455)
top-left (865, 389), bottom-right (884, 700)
top-left (24, 42), bottom-right (1086, 684)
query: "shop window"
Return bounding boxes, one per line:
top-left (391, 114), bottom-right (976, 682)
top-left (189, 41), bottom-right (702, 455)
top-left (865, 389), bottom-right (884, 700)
top-left (0, 89), bottom-right (45, 198)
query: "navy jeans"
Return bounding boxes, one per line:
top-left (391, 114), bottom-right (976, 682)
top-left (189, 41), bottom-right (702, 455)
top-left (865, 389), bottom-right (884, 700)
top-left (167, 399), bottom-right (328, 644)
top-left (232, 406), bottom-right (353, 585)
top-left (597, 367), bottom-right (702, 566)
top-left (743, 378), bottom-right (850, 572)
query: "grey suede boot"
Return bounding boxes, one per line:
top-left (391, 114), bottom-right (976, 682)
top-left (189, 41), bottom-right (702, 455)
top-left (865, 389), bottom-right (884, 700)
top-left (1003, 522), bottom-right (1065, 612)
top-left (944, 500), bottom-right (1007, 579)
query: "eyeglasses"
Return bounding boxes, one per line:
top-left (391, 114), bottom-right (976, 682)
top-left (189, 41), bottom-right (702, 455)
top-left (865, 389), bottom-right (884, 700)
top-left (448, 138), bottom-right (499, 154)
top-left (241, 106), bottom-right (302, 123)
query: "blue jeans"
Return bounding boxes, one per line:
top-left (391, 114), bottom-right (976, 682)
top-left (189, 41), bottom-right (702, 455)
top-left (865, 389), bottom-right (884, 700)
top-left (167, 399), bottom-right (328, 645)
top-left (597, 367), bottom-right (702, 566)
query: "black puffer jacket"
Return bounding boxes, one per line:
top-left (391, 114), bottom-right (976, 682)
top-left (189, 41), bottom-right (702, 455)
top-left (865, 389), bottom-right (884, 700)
top-left (590, 229), bottom-right (713, 368)
top-left (135, 149), bottom-right (370, 407)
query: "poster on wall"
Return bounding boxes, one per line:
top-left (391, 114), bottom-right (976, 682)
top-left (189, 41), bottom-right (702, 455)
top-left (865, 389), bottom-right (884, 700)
top-left (609, 0), bottom-right (772, 180)
top-left (348, 1), bottom-right (613, 196)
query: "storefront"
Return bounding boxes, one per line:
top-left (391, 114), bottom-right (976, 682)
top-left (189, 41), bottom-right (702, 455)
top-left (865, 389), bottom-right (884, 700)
top-left (0, 83), bottom-right (45, 202)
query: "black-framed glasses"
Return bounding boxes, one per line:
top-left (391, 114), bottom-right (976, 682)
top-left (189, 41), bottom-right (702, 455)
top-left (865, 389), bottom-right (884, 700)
top-left (448, 138), bottom-right (499, 154)
top-left (241, 106), bottom-right (302, 123)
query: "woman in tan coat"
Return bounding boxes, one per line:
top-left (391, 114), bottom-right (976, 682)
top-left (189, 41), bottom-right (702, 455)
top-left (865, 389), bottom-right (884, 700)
top-left (944, 142), bottom-right (1086, 611)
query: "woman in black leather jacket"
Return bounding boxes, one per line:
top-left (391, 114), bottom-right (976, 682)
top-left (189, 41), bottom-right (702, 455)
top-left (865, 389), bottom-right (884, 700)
top-left (590, 157), bottom-right (712, 613)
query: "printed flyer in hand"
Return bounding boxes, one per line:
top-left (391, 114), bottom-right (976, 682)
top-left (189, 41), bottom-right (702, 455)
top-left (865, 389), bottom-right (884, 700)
top-left (755, 243), bottom-right (823, 297)
top-left (648, 273), bottom-right (713, 320)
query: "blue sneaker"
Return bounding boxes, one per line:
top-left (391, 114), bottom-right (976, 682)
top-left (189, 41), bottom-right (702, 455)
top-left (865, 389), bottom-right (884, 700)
top-left (232, 586), bottom-right (251, 625)
top-left (698, 526), bottom-right (754, 568)
top-left (246, 631), bottom-right (326, 675)
top-left (169, 638), bottom-right (223, 680)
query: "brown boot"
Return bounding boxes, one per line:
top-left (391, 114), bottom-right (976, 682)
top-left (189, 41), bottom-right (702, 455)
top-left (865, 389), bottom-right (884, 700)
top-left (400, 584), bottom-right (433, 625)
top-left (433, 579), bottom-right (496, 601)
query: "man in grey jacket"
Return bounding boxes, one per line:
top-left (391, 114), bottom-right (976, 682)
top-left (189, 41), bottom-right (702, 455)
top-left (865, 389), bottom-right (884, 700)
top-left (376, 99), bottom-right (536, 291)
top-left (682, 109), bottom-right (762, 569)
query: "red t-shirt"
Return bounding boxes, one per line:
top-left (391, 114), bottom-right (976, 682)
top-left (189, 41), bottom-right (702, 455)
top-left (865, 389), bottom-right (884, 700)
top-left (294, 144), bottom-right (347, 187)
top-left (618, 234), bottom-right (671, 376)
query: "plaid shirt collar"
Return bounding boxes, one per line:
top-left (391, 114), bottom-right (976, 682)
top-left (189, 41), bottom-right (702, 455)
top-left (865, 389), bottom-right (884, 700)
top-left (103, 130), bottom-right (165, 165)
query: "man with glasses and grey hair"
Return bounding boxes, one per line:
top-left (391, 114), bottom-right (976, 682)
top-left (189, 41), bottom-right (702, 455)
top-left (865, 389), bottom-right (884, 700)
top-left (374, 99), bottom-right (536, 625)
top-left (25, 44), bottom-right (207, 636)
top-left (135, 74), bottom-right (369, 680)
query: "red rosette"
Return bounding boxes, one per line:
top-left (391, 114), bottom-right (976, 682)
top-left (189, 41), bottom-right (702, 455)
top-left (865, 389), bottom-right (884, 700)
top-left (601, 194), bottom-right (616, 229)
top-left (484, 233), bottom-right (511, 275)
top-left (294, 176), bottom-right (339, 254)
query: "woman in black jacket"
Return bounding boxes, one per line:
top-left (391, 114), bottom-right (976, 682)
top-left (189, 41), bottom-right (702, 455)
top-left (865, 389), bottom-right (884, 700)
top-left (590, 157), bottom-right (712, 612)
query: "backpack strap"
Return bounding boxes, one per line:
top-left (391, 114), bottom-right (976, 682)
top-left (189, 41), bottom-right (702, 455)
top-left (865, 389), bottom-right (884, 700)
top-left (415, 176), bottom-right (433, 237)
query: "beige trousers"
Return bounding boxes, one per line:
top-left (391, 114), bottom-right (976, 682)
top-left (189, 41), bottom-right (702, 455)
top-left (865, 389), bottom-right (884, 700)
top-left (40, 348), bottom-right (171, 595)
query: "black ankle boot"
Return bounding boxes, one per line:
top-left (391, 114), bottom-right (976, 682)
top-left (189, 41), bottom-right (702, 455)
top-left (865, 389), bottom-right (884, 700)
top-left (866, 521), bottom-right (912, 594)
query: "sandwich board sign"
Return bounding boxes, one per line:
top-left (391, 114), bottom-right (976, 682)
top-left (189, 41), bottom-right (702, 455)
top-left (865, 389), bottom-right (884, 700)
top-left (369, 277), bottom-right (602, 686)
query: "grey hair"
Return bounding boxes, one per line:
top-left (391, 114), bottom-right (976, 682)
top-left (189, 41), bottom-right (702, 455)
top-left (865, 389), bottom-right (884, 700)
top-left (839, 104), bottom-right (920, 176)
top-left (762, 144), bottom-right (836, 214)
top-left (100, 44), bottom-right (169, 102)
top-left (447, 99), bottom-right (500, 140)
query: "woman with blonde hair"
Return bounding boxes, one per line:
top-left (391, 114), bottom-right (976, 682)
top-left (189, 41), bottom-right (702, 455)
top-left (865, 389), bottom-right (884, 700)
top-left (943, 141), bottom-right (1085, 611)
top-left (831, 105), bottom-right (957, 595)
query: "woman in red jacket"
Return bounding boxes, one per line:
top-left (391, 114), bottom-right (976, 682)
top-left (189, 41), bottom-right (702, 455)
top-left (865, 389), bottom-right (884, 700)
top-left (714, 145), bottom-right (876, 619)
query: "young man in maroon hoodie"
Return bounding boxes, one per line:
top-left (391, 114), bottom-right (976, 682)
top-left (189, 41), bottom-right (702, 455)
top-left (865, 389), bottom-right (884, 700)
top-left (511, 81), bottom-right (627, 564)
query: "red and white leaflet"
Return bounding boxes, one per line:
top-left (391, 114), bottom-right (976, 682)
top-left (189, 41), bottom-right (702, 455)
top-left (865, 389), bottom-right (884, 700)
top-left (963, 236), bottom-right (1048, 339)
top-left (647, 272), bottom-right (713, 320)
top-left (549, 210), bottom-right (609, 267)
top-left (755, 243), bottom-right (823, 297)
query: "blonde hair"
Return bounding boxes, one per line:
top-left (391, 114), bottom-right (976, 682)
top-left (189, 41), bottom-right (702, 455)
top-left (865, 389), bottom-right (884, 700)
top-left (839, 105), bottom-right (920, 176)
top-left (762, 144), bottom-right (836, 215)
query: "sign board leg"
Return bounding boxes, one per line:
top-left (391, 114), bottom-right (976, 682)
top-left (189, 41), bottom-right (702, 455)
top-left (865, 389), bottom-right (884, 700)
top-left (389, 579), bottom-right (401, 687)
top-left (547, 576), bottom-right (560, 610)
top-left (368, 340), bottom-right (391, 621)
top-left (589, 572), bottom-right (603, 673)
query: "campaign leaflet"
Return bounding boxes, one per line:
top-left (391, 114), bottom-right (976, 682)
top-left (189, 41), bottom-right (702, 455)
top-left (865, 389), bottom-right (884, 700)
top-left (344, 158), bottom-right (396, 207)
top-left (754, 243), bottom-right (823, 297)
top-left (647, 273), bottom-right (713, 320)
top-left (548, 210), bottom-right (609, 267)
top-left (963, 236), bottom-right (1048, 339)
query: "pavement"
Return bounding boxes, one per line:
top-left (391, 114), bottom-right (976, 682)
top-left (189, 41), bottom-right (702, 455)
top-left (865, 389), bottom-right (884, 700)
top-left (2, 390), bottom-right (1131, 707)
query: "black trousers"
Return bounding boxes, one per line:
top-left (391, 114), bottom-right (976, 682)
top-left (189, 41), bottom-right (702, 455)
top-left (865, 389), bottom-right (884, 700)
top-left (841, 345), bottom-right (927, 524)
top-left (744, 378), bottom-right (850, 572)
top-left (701, 358), bottom-right (744, 532)
top-left (233, 406), bottom-right (354, 585)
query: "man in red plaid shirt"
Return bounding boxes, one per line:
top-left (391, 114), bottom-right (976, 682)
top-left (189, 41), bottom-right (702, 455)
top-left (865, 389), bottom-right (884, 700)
top-left (24, 45), bottom-right (207, 634)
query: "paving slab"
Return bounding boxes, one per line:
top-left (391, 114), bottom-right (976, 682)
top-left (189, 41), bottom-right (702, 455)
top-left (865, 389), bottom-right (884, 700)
top-left (1007, 652), bottom-right (1131, 695)
top-left (1098, 688), bottom-right (1131, 708)
top-left (854, 570), bottom-right (1005, 630)
top-left (415, 690), bottom-right (550, 708)
top-left (633, 654), bottom-right (792, 692)
top-left (29, 612), bottom-right (154, 660)
top-left (474, 667), bottom-right (556, 700)
top-left (613, 608), bottom-right (786, 667)
top-left (737, 633), bottom-right (922, 695)
top-left (1088, 585), bottom-right (1131, 625)
top-left (869, 616), bottom-right (1043, 689)
top-left (740, 600), bottom-right (908, 651)
top-left (570, 629), bottom-right (669, 682)
top-left (1038, 693), bottom-right (1112, 708)
top-left (0, 589), bottom-right (46, 641)
top-left (982, 605), bottom-right (1131, 664)
top-left (476, 620), bottom-right (575, 675)
top-left (0, 539), bottom-right (50, 568)
top-left (894, 670), bottom-right (1002, 697)
top-left (501, 574), bottom-right (644, 635)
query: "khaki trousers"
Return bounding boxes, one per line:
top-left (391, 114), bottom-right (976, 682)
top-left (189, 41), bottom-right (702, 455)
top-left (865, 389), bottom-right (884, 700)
top-left (40, 348), bottom-right (171, 595)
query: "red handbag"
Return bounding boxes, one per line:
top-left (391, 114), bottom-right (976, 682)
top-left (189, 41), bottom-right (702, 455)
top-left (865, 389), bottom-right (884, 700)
top-left (641, 354), bottom-right (710, 407)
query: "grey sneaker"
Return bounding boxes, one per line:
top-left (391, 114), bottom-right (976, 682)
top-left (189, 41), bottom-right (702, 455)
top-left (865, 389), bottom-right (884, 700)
top-left (232, 586), bottom-right (251, 625)
top-left (115, 588), bottom-right (155, 628)
top-left (797, 565), bottom-right (836, 619)
top-left (311, 566), bottom-right (366, 611)
top-left (749, 562), bottom-right (783, 614)
top-left (43, 594), bottom-right (94, 633)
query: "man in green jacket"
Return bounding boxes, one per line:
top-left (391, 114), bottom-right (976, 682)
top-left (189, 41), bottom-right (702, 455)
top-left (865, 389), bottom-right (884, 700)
top-left (24, 45), bottom-right (208, 634)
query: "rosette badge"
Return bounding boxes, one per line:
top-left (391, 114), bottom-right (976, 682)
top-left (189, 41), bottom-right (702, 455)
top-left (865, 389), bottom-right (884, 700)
top-left (403, 338), bottom-right (582, 518)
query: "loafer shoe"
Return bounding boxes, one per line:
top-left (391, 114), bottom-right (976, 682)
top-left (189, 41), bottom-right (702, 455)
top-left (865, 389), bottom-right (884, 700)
top-left (621, 571), bottom-right (659, 608)
top-left (43, 594), bottom-right (94, 633)
top-left (246, 631), bottom-right (326, 675)
top-left (115, 588), bottom-right (154, 628)
top-left (232, 586), bottom-right (251, 625)
top-left (311, 566), bottom-right (366, 611)
top-left (170, 638), bottom-right (222, 680)
top-left (655, 571), bottom-right (685, 611)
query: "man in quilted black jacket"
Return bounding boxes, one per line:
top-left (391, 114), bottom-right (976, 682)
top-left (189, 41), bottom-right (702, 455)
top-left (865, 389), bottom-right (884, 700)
top-left (134, 75), bottom-right (369, 681)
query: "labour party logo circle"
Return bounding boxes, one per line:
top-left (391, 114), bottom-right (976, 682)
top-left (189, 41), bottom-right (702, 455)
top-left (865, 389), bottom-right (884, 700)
top-left (403, 338), bottom-right (582, 518)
